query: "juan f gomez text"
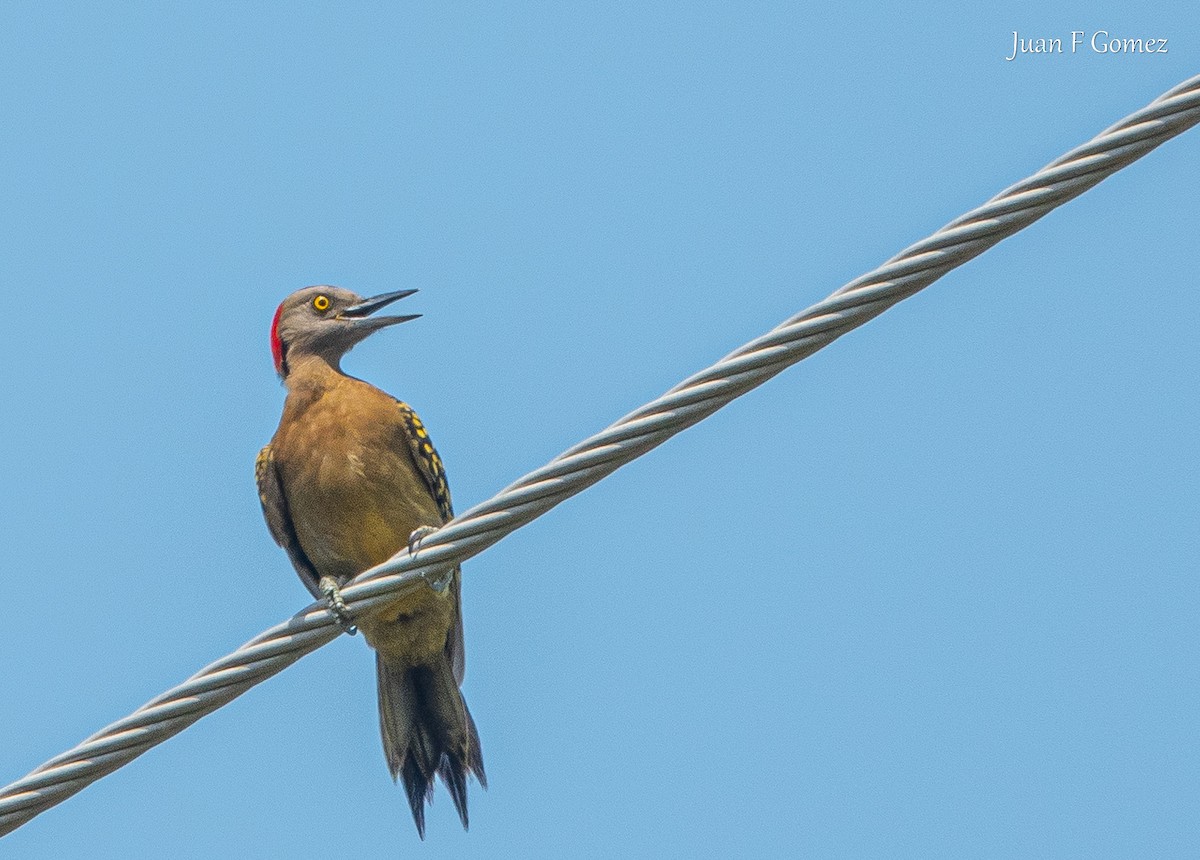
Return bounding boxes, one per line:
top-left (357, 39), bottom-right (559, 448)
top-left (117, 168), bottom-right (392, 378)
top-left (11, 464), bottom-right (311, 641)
top-left (1006, 30), bottom-right (1168, 61)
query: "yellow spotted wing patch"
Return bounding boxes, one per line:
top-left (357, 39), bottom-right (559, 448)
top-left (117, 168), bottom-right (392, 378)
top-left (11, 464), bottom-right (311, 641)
top-left (395, 400), bottom-right (453, 522)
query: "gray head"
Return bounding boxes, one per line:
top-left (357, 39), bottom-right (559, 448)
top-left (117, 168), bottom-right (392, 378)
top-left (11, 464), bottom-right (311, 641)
top-left (269, 285), bottom-right (420, 378)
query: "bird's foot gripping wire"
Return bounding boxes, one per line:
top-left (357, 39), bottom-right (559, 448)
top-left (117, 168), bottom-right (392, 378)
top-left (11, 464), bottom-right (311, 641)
top-left (319, 575), bottom-right (358, 636)
top-left (408, 525), bottom-right (453, 593)
top-left (407, 524), bottom-right (439, 556)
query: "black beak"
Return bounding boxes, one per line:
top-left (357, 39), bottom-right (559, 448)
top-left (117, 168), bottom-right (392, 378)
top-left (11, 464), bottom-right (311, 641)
top-left (340, 289), bottom-right (421, 328)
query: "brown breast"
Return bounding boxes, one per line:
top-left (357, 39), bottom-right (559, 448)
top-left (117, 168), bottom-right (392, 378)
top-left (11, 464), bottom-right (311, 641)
top-left (272, 371), bottom-right (442, 583)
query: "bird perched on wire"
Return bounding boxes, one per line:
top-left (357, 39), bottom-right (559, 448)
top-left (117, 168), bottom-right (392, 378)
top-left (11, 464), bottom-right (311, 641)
top-left (255, 285), bottom-right (485, 837)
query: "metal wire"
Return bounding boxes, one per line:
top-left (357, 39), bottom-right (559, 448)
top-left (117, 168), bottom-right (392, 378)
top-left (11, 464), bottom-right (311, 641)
top-left (3, 73), bottom-right (1198, 838)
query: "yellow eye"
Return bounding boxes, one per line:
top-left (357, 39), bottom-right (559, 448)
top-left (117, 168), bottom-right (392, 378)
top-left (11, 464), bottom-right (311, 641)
top-left (312, 294), bottom-right (331, 312)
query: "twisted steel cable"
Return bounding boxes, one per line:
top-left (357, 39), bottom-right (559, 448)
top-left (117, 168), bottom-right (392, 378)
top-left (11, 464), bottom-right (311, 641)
top-left (3, 73), bottom-right (1198, 837)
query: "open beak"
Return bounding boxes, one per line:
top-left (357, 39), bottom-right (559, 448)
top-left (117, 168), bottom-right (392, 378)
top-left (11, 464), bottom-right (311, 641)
top-left (340, 289), bottom-right (422, 330)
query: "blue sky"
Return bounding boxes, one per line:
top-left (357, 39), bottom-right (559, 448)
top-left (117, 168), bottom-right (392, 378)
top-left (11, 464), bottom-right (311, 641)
top-left (1, 3), bottom-right (1197, 858)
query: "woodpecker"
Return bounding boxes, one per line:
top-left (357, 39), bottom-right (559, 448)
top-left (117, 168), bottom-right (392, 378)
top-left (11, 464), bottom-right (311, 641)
top-left (256, 285), bottom-right (485, 838)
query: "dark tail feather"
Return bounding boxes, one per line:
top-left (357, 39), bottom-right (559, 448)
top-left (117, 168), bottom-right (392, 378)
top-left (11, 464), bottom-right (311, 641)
top-left (376, 654), bottom-right (486, 838)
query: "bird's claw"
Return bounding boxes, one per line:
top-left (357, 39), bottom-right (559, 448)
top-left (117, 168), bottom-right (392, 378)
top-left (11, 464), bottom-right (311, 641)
top-left (319, 575), bottom-right (357, 636)
top-left (423, 566), bottom-right (454, 594)
top-left (408, 525), bottom-right (453, 593)
top-left (407, 524), bottom-right (439, 557)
